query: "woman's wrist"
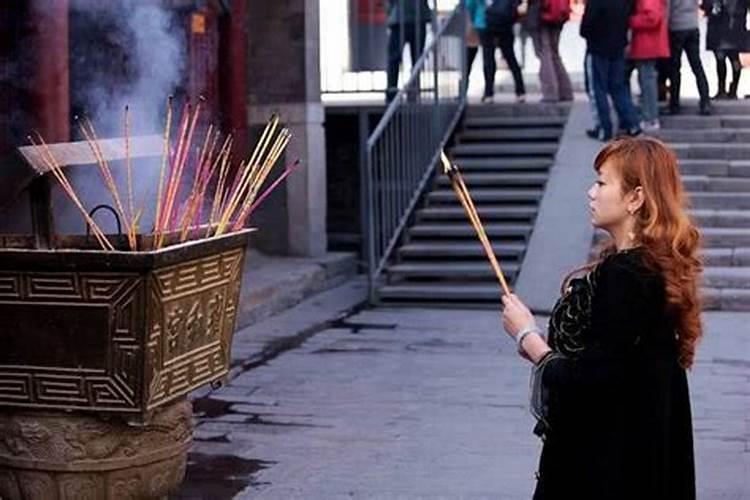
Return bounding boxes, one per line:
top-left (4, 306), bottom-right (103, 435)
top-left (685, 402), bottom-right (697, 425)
top-left (519, 332), bottom-right (553, 364)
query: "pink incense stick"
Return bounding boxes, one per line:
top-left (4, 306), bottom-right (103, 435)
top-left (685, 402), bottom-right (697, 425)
top-left (233, 159), bottom-right (301, 230)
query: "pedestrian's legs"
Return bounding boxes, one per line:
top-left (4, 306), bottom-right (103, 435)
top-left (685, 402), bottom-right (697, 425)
top-left (625, 58), bottom-right (636, 98)
top-left (479, 29), bottom-right (497, 98)
top-left (668, 30), bottom-right (688, 112)
top-left (405, 22), bottom-right (427, 101)
top-left (657, 57), bottom-right (670, 101)
top-left (407, 21), bottom-right (427, 66)
top-left (590, 54), bottom-right (613, 139)
top-left (728, 51), bottom-right (741, 98)
top-left (532, 26), bottom-right (560, 101)
top-left (584, 51), bottom-right (600, 130)
top-left (386, 24), bottom-right (406, 101)
top-left (637, 59), bottom-right (659, 125)
top-left (466, 46), bottom-right (479, 81)
top-left (548, 25), bottom-right (573, 100)
top-left (683, 28), bottom-right (710, 106)
top-left (608, 55), bottom-right (640, 132)
top-left (714, 50), bottom-right (728, 97)
top-left (497, 29), bottom-right (526, 97)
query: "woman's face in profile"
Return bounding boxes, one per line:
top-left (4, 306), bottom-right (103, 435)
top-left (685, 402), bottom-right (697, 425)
top-left (587, 160), bottom-right (630, 231)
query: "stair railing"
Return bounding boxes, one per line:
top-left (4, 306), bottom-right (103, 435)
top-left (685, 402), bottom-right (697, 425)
top-left (362, 3), bottom-right (467, 302)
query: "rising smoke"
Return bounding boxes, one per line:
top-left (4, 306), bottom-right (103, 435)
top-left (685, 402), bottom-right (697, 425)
top-left (57, 0), bottom-right (188, 235)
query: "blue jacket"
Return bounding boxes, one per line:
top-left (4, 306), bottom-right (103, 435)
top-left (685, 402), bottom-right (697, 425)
top-left (465, 0), bottom-right (487, 30)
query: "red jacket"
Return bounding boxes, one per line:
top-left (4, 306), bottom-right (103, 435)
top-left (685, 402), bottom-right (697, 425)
top-left (627, 0), bottom-right (670, 60)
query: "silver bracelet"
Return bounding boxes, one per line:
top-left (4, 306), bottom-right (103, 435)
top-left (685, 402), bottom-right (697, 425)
top-left (515, 324), bottom-right (540, 355)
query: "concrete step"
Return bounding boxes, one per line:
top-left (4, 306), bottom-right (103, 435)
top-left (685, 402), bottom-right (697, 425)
top-left (690, 209), bottom-right (750, 228)
top-left (701, 228), bottom-right (750, 247)
top-left (673, 143), bottom-right (750, 160)
top-left (452, 142), bottom-right (558, 157)
top-left (435, 172), bottom-right (548, 188)
top-left (660, 115), bottom-right (750, 130)
top-left (458, 128), bottom-right (562, 142)
top-left (678, 159), bottom-right (750, 177)
top-left (379, 283), bottom-right (506, 303)
top-left (407, 223), bottom-right (532, 240)
top-left (464, 115), bottom-right (567, 129)
top-left (701, 287), bottom-right (750, 310)
top-left (682, 175), bottom-right (750, 192)
top-left (397, 241), bottom-right (526, 259)
top-left (427, 188), bottom-right (543, 205)
top-left (416, 205), bottom-right (538, 222)
top-left (653, 128), bottom-right (750, 143)
top-left (452, 157), bottom-right (553, 172)
top-left (663, 100), bottom-right (750, 116)
top-left (387, 261), bottom-right (521, 280)
top-left (465, 103), bottom-right (570, 119)
top-left (702, 266), bottom-right (750, 289)
top-left (701, 247), bottom-right (750, 266)
top-left (687, 192), bottom-right (750, 210)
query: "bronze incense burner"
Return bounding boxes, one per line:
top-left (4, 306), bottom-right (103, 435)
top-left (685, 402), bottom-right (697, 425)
top-left (0, 130), bottom-right (256, 499)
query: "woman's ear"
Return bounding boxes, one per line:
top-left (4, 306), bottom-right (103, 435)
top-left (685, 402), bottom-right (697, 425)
top-left (628, 186), bottom-right (645, 214)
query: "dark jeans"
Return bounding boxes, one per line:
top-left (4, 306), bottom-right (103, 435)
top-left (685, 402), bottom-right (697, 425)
top-left (590, 52), bottom-right (640, 137)
top-left (386, 22), bottom-right (428, 101)
top-left (669, 28), bottom-right (710, 109)
top-left (478, 27), bottom-right (525, 97)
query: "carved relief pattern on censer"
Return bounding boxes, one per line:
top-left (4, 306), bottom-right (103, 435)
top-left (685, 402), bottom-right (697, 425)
top-left (0, 400), bottom-right (192, 499)
top-left (146, 247), bottom-right (243, 409)
top-left (0, 247), bottom-right (244, 416)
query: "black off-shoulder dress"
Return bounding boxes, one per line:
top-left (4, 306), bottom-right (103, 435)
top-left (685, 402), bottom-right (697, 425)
top-left (530, 248), bottom-right (696, 500)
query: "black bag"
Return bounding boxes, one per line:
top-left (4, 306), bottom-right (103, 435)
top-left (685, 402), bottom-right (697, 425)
top-left (485, 0), bottom-right (519, 30)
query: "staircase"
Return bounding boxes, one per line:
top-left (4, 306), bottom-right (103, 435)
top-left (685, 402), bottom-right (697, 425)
top-left (378, 103), bottom-right (569, 306)
top-left (652, 101), bottom-right (750, 310)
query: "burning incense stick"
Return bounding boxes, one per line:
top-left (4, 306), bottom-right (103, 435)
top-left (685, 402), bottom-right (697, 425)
top-left (78, 117), bottom-right (130, 243)
top-left (441, 150), bottom-right (511, 296)
top-left (29, 133), bottom-right (113, 251)
top-left (215, 116), bottom-right (286, 236)
top-left (26, 104), bottom-right (296, 253)
top-left (154, 95), bottom-right (174, 245)
top-left (124, 105), bottom-right (136, 250)
top-left (233, 159), bottom-right (300, 231)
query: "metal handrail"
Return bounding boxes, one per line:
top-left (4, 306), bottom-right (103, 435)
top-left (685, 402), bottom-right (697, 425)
top-left (362, 3), bottom-right (467, 301)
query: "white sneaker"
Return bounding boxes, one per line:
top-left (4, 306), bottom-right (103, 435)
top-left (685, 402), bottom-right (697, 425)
top-left (641, 119), bottom-right (661, 131)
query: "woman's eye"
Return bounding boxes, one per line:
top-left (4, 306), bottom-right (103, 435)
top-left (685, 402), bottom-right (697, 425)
top-left (595, 181), bottom-right (604, 186)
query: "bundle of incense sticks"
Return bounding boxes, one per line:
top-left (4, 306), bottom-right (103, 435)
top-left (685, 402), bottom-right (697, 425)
top-left (31, 98), bottom-right (298, 252)
top-left (440, 150), bottom-right (512, 296)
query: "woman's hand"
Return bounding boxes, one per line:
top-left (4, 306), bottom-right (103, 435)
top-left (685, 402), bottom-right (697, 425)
top-left (501, 293), bottom-right (536, 340)
top-left (502, 293), bottom-right (553, 364)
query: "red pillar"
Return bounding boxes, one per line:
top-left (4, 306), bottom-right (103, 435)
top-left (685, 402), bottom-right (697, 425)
top-left (29, 0), bottom-right (69, 143)
top-left (221, 0), bottom-right (248, 157)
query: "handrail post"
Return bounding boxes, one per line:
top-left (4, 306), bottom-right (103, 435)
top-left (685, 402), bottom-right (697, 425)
top-left (359, 111), bottom-right (376, 302)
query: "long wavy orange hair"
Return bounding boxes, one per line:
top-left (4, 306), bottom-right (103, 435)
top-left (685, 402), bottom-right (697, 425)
top-left (571, 137), bottom-right (703, 369)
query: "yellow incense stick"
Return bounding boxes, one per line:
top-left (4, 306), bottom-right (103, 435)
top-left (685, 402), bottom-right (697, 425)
top-left (440, 150), bottom-right (511, 296)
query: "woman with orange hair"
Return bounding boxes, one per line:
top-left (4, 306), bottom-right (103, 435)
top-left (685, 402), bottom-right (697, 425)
top-left (502, 136), bottom-right (701, 499)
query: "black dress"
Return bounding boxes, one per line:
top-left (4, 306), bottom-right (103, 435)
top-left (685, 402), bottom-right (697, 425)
top-left (530, 249), bottom-right (696, 500)
top-left (702, 0), bottom-right (749, 52)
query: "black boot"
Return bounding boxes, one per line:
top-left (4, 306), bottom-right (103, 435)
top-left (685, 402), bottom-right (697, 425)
top-left (728, 73), bottom-right (741, 99)
top-left (699, 99), bottom-right (713, 116)
top-left (714, 73), bottom-right (727, 100)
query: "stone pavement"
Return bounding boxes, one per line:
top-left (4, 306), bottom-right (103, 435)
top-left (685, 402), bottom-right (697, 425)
top-left (174, 281), bottom-right (750, 499)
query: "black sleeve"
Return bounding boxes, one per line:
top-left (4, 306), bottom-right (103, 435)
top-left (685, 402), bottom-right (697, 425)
top-left (580, 0), bottom-right (598, 39)
top-left (532, 256), bottom-right (656, 432)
